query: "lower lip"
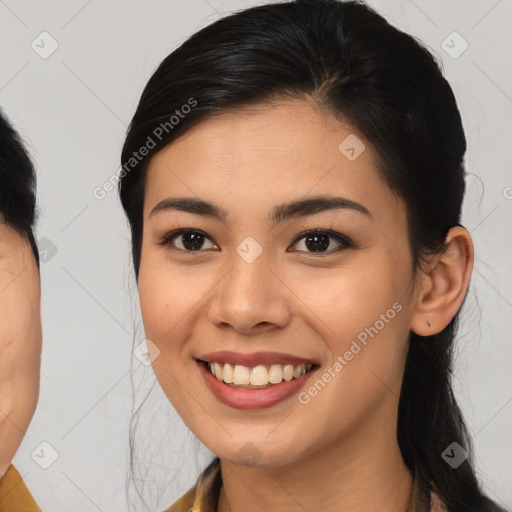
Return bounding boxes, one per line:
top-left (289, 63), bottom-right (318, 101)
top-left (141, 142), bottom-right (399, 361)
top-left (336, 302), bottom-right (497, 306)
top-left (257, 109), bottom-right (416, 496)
top-left (197, 360), bottom-right (317, 410)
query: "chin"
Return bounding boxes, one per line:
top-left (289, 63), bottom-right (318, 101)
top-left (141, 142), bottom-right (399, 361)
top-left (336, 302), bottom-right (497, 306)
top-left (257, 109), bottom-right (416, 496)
top-left (202, 436), bottom-right (305, 469)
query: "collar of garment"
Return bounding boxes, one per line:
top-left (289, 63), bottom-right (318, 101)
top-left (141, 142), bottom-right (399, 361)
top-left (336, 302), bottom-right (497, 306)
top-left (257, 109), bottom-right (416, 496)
top-left (165, 457), bottom-right (446, 512)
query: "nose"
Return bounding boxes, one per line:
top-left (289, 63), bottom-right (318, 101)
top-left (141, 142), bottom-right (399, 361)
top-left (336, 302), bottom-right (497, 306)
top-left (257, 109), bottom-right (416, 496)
top-left (207, 249), bottom-right (291, 335)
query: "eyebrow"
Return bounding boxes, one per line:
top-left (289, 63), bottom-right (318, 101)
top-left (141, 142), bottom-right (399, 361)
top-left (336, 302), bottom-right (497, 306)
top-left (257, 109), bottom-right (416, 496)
top-left (149, 195), bottom-right (372, 224)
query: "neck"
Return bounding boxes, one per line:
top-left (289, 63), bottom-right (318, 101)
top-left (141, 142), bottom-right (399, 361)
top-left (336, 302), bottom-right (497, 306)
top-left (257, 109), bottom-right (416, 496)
top-left (217, 414), bottom-right (413, 512)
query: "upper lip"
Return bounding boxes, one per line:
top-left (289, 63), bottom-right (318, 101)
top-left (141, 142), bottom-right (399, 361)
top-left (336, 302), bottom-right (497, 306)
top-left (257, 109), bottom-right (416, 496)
top-left (196, 351), bottom-right (319, 367)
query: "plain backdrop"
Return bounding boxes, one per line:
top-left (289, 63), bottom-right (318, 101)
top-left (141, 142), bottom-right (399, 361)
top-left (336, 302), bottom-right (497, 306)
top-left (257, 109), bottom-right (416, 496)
top-left (1, 0), bottom-right (511, 510)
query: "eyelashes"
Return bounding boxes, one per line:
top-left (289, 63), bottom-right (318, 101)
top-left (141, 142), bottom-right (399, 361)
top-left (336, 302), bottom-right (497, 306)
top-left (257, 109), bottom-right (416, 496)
top-left (290, 229), bottom-right (355, 253)
top-left (157, 228), bottom-right (356, 255)
top-left (157, 228), bottom-right (217, 252)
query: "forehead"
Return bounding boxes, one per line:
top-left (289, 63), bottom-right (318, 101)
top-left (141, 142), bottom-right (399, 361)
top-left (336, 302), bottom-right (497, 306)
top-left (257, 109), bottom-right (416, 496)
top-left (144, 99), bottom-right (404, 225)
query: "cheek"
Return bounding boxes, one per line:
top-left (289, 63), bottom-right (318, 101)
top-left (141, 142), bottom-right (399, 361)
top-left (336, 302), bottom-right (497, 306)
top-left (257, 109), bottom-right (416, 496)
top-left (138, 252), bottom-right (176, 342)
top-left (137, 253), bottom-right (208, 355)
top-left (294, 261), bottom-right (408, 335)
top-left (291, 271), bottom-right (411, 433)
top-left (290, 250), bottom-right (412, 383)
top-left (139, 274), bottom-right (181, 344)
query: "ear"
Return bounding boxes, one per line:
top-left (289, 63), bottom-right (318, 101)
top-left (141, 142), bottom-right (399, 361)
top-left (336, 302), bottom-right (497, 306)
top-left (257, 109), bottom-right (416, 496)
top-left (410, 226), bottom-right (474, 336)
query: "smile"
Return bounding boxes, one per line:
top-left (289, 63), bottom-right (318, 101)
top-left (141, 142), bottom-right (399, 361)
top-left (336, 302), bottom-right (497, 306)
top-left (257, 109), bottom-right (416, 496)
top-left (205, 361), bottom-right (315, 389)
top-left (195, 351), bottom-right (320, 410)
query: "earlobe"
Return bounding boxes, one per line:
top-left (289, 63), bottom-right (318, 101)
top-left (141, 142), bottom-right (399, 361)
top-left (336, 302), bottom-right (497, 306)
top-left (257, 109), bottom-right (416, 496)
top-left (410, 227), bottom-right (474, 336)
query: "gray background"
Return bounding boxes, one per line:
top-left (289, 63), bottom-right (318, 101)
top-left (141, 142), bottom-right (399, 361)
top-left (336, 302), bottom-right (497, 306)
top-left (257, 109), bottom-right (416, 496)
top-left (1, 0), bottom-right (511, 510)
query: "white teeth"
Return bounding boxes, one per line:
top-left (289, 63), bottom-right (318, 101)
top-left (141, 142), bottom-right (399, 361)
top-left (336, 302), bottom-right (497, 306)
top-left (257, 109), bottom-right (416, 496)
top-left (233, 365), bottom-right (250, 385)
top-left (268, 364), bottom-right (283, 384)
top-left (214, 362), bottom-right (223, 380)
top-left (282, 364), bottom-right (294, 381)
top-left (223, 363), bottom-right (234, 383)
top-left (293, 364), bottom-right (306, 379)
top-left (206, 361), bottom-right (314, 387)
top-left (250, 365), bottom-right (269, 385)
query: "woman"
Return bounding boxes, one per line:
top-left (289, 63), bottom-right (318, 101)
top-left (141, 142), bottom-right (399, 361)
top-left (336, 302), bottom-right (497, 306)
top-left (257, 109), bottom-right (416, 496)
top-left (0, 110), bottom-right (42, 510)
top-left (119, 1), bottom-right (507, 511)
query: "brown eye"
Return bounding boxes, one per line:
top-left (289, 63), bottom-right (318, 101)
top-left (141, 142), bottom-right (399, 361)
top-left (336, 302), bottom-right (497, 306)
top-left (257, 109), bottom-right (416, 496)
top-left (159, 229), bottom-right (218, 252)
top-left (290, 229), bottom-right (354, 254)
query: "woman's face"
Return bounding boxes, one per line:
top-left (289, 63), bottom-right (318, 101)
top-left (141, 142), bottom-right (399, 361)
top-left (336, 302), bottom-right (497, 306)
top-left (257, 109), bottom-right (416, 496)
top-left (138, 99), bottom-right (419, 467)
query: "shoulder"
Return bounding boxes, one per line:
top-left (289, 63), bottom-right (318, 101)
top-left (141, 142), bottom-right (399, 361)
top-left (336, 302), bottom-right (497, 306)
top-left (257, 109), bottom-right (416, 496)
top-left (163, 485), bottom-right (196, 512)
top-left (163, 457), bottom-right (222, 512)
top-left (0, 465), bottom-right (41, 511)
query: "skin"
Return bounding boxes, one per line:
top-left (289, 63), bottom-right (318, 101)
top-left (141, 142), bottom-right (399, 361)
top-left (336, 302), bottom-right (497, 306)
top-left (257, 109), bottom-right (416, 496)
top-left (137, 99), bottom-right (473, 512)
top-left (0, 221), bottom-right (41, 479)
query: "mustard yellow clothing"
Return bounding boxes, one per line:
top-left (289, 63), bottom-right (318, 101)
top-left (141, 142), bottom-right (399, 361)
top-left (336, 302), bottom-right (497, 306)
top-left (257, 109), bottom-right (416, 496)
top-left (0, 465), bottom-right (41, 512)
top-left (164, 457), bottom-right (446, 512)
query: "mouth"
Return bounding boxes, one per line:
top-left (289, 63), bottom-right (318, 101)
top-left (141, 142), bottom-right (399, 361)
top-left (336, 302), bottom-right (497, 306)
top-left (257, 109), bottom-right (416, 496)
top-left (197, 359), bottom-right (318, 390)
top-left (194, 351), bottom-right (321, 410)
